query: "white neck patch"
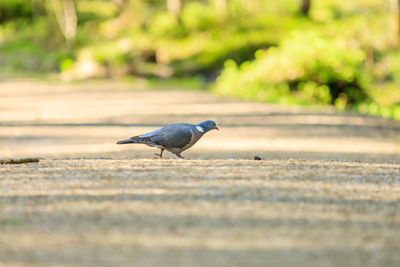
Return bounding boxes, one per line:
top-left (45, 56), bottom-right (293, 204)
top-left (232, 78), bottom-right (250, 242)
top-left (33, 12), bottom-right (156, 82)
top-left (196, 126), bottom-right (205, 132)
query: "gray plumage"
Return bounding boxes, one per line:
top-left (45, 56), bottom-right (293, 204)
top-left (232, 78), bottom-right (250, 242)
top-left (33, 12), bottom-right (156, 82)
top-left (117, 120), bottom-right (219, 158)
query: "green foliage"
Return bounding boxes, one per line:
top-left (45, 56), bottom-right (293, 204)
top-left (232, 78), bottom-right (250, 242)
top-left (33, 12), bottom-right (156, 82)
top-left (60, 58), bottom-right (75, 72)
top-left (0, 17), bottom-right (73, 72)
top-left (77, 1), bottom-right (119, 23)
top-left (0, 0), bottom-right (32, 22)
top-left (1, 0), bottom-right (400, 120)
top-left (181, 2), bottom-right (219, 32)
top-left (147, 76), bottom-right (205, 90)
top-left (214, 31), bottom-right (367, 107)
top-left (147, 12), bottom-right (182, 37)
top-left (356, 102), bottom-right (400, 120)
top-left (170, 31), bottom-right (275, 76)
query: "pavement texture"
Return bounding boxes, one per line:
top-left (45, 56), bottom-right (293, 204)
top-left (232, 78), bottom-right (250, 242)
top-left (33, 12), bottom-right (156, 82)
top-left (1, 80), bottom-right (400, 266)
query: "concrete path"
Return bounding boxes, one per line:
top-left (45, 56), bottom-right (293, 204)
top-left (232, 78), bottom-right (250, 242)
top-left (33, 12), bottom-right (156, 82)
top-left (1, 80), bottom-right (400, 266)
top-left (1, 80), bottom-right (399, 161)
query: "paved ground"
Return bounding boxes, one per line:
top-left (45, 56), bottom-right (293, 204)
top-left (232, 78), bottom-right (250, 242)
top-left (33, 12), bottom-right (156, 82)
top-left (1, 80), bottom-right (400, 266)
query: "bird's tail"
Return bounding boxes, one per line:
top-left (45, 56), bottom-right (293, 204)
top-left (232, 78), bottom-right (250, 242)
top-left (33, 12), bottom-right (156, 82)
top-left (116, 139), bottom-right (134, 144)
top-left (116, 136), bottom-right (152, 145)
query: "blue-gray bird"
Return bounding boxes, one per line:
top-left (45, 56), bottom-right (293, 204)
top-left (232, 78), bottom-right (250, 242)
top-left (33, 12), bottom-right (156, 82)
top-left (116, 120), bottom-right (219, 158)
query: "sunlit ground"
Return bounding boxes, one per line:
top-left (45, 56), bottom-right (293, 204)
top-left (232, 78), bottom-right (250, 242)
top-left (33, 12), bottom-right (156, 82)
top-left (1, 80), bottom-right (400, 266)
top-left (1, 80), bottom-right (399, 161)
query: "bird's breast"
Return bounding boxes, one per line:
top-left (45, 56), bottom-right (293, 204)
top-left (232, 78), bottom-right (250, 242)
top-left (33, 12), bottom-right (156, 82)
top-left (183, 129), bottom-right (204, 149)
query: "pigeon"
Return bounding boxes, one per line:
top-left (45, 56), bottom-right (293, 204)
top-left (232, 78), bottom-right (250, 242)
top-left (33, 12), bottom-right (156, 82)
top-left (116, 120), bottom-right (219, 159)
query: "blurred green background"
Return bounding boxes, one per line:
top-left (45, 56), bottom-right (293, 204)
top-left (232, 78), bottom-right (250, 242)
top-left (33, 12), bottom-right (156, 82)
top-left (1, 0), bottom-right (400, 119)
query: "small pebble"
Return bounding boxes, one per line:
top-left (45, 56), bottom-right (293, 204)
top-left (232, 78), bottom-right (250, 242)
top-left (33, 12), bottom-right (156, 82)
top-left (253, 155), bottom-right (262, 160)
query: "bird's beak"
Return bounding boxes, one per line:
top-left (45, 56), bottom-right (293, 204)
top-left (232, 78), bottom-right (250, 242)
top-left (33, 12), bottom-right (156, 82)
top-left (215, 126), bottom-right (220, 131)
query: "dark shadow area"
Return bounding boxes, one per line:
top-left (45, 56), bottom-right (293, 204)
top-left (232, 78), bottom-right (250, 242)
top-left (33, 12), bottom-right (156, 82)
top-left (0, 136), bottom-right (67, 141)
top-left (1, 122), bottom-right (399, 138)
top-left (2, 209), bottom-right (399, 230)
top-left (1, 122), bottom-right (399, 131)
top-left (0, 242), bottom-right (398, 267)
top-left (2, 190), bottom-right (399, 209)
top-left (79, 150), bottom-right (400, 163)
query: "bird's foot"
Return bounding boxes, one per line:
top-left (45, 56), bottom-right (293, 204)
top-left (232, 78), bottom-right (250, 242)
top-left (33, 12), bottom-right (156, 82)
top-left (154, 149), bottom-right (164, 158)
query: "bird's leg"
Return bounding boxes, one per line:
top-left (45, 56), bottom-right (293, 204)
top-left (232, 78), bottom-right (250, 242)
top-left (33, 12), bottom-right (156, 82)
top-left (176, 153), bottom-right (184, 159)
top-left (155, 148), bottom-right (164, 158)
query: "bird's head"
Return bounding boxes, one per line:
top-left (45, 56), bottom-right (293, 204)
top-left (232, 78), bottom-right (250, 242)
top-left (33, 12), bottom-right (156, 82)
top-left (197, 120), bottom-right (219, 132)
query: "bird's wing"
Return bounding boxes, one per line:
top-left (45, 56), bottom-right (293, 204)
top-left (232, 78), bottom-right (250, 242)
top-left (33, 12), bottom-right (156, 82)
top-left (137, 124), bottom-right (194, 148)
